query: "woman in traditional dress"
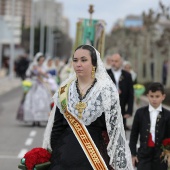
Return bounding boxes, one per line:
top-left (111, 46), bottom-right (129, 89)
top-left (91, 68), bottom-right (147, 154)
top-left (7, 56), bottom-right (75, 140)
top-left (43, 57), bottom-right (57, 77)
top-left (23, 52), bottom-right (51, 126)
top-left (43, 45), bottom-right (133, 169)
top-left (43, 57), bottom-right (58, 95)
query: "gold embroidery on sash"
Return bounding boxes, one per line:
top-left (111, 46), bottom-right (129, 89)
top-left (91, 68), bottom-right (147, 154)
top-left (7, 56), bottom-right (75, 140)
top-left (65, 110), bottom-right (108, 170)
top-left (59, 82), bottom-right (108, 170)
top-left (60, 84), bottom-right (67, 95)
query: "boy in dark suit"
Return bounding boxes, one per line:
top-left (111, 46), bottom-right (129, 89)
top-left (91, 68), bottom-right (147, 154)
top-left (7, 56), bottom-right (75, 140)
top-left (129, 82), bottom-right (170, 170)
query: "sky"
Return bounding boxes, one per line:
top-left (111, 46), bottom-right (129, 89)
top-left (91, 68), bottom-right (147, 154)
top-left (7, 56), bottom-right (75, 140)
top-left (57, 0), bottom-right (170, 39)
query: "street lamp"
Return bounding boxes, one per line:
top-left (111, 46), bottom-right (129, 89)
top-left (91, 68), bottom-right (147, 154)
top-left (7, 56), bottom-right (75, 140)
top-left (39, 0), bottom-right (45, 53)
top-left (29, 0), bottom-right (35, 60)
top-left (9, 0), bottom-right (16, 78)
top-left (45, 26), bottom-right (54, 57)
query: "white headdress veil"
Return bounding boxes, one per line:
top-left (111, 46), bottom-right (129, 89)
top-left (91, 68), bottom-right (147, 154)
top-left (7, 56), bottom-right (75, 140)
top-left (42, 45), bottom-right (133, 170)
top-left (26, 52), bottom-right (44, 77)
top-left (42, 56), bottom-right (55, 72)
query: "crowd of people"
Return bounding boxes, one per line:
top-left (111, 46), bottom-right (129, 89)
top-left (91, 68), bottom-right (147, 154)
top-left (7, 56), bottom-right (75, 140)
top-left (16, 45), bottom-right (170, 170)
top-left (16, 52), bottom-right (68, 126)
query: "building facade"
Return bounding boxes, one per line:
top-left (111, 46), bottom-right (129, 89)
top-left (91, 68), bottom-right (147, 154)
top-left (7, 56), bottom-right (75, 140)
top-left (34, 0), bottom-right (69, 35)
top-left (0, 0), bottom-right (31, 27)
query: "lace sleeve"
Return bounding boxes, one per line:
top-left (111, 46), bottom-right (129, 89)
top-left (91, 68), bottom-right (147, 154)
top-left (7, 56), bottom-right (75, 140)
top-left (102, 86), bottom-right (134, 170)
top-left (42, 91), bottom-right (59, 150)
top-left (42, 103), bottom-right (56, 150)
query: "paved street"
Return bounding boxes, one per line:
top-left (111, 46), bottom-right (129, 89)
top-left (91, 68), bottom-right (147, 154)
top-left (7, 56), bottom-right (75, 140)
top-left (0, 76), bottom-right (170, 170)
top-left (0, 77), bottom-right (22, 96)
top-left (0, 85), bottom-right (46, 170)
top-left (0, 79), bottom-right (139, 170)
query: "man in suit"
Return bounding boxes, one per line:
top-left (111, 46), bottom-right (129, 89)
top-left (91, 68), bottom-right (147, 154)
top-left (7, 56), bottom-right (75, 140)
top-left (107, 53), bottom-right (134, 130)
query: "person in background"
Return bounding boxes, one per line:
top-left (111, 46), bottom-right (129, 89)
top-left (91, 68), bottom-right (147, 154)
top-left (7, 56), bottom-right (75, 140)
top-left (54, 58), bottom-right (65, 85)
top-left (59, 58), bottom-right (73, 84)
top-left (15, 55), bottom-right (30, 80)
top-left (54, 58), bottom-right (63, 73)
top-left (104, 55), bottom-right (112, 69)
top-left (43, 57), bottom-right (58, 95)
top-left (42, 45), bottom-right (133, 170)
top-left (23, 52), bottom-right (51, 126)
top-left (162, 59), bottom-right (168, 86)
top-left (43, 57), bottom-right (57, 77)
top-left (107, 53), bottom-right (134, 131)
top-left (123, 60), bottom-right (137, 84)
top-left (129, 82), bottom-right (170, 170)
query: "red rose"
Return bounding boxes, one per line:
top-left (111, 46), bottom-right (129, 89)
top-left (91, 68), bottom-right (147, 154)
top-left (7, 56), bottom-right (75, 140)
top-left (162, 139), bottom-right (170, 146)
top-left (24, 147), bottom-right (51, 170)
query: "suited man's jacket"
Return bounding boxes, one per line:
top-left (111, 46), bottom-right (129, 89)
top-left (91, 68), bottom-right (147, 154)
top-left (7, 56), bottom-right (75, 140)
top-left (107, 69), bottom-right (134, 115)
top-left (129, 106), bottom-right (170, 156)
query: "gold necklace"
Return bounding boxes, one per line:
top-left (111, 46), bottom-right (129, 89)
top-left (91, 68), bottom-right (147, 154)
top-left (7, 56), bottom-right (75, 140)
top-left (75, 102), bottom-right (87, 119)
top-left (75, 79), bottom-right (95, 119)
top-left (78, 82), bottom-right (93, 96)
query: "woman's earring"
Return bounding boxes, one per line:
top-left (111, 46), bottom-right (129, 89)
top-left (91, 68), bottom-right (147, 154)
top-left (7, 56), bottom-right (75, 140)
top-left (91, 66), bottom-right (96, 79)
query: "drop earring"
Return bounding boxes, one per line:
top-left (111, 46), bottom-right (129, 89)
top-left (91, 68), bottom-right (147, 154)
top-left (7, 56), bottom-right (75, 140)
top-left (91, 66), bottom-right (95, 79)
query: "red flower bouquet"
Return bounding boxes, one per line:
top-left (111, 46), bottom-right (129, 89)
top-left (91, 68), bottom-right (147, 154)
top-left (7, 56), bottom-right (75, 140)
top-left (161, 138), bottom-right (170, 169)
top-left (18, 147), bottom-right (51, 170)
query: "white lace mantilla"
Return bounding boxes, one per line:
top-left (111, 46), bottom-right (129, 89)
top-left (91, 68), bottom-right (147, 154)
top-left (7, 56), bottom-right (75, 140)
top-left (43, 46), bottom-right (134, 170)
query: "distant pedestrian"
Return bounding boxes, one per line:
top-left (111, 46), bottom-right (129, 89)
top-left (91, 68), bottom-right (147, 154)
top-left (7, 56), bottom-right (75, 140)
top-left (43, 57), bottom-right (58, 95)
top-left (107, 53), bottom-right (134, 131)
top-left (15, 55), bottom-right (29, 80)
top-left (104, 55), bottom-right (111, 69)
top-left (123, 60), bottom-right (137, 84)
top-left (129, 82), bottom-right (170, 170)
top-left (43, 57), bottom-right (57, 77)
top-left (59, 58), bottom-right (73, 84)
top-left (162, 59), bottom-right (168, 86)
top-left (23, 52), bottom-right (51, 126)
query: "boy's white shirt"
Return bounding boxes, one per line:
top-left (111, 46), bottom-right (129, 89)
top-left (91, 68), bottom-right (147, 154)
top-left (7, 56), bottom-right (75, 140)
top-left (149, 104), bottom-right (162, 142)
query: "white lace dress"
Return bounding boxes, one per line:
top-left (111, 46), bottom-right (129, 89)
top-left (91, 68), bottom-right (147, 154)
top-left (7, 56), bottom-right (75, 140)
top-left (43, 46), bottom-right (134, 170)
top-left (23, 72), bottom-right (51, 122)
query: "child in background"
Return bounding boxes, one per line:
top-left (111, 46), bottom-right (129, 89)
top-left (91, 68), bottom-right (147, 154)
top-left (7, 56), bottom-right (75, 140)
top-left (129, 82), bottom-right (170, 170)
